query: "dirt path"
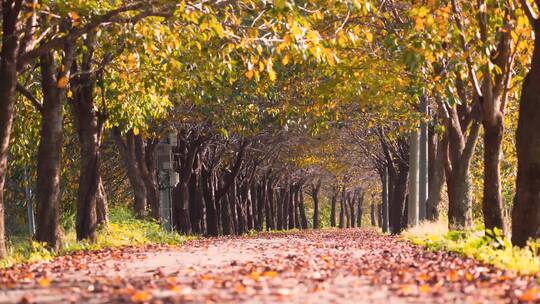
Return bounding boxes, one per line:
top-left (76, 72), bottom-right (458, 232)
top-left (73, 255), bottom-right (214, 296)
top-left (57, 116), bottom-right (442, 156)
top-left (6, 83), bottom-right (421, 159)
top-left (0, 229), bottom-right (538, 303)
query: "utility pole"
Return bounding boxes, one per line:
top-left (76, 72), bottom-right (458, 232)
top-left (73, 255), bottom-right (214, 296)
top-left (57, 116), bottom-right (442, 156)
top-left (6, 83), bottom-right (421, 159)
top-left (157, 133), bottom-right (178, 232)
top-left (408, 129), bottom-right (420, 227)
top-left (419, 96), bottom-right (429, 220)
top-left (25, 168), bottom-right (35, 235)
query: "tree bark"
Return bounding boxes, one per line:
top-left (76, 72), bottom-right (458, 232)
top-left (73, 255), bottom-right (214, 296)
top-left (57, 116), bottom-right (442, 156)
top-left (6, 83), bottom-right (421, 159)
top-left (202, 167), bottom-right (218, 236)
top-left (35, 47), bottom-right (75, 250)
top-left (330, 186), bottom-right (338, 227)
top-left (288, 184), bottom-right (295, 229)
top-left (426, 128), bottom-right (444, 221)
top-left (339, 187), bottom-right (346, 228)
top-left (298, 187), bottom-right (308, 229)
top-left (512, 17), bottom-right (540, 246)
top-left (357, 191), bottom-right (364, 227)
top-left (311, 181), bottom-right (321, 229)
top-left (71, 35), bottom-right (105, 241)
top-left (0, 0), bottom-right (23, 258)
top-left (381, 167), bottom-right (389, 232)
top-left (408, 129), bottom-right (420, 227)
top-left (114, 129), bottom-right (147, 218)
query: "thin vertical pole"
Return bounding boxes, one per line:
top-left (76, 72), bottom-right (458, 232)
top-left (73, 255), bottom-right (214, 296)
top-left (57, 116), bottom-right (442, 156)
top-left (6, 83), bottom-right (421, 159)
top-left (408, 129), bottom-right (420, 227)
top-left (419, 96), bottom-right (429, 220)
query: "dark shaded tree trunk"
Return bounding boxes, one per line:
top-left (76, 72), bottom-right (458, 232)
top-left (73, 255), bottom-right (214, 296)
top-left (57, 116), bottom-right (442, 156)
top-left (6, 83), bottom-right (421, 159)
top-left (257, 183), bottom-right (265, 231)
top-left (389, 163), bottom-right (409, 234)
top-left (277, 188), bottom-right (285, 229)
top-left (202, 167), bottom-right (218, 236)
top-left (288, 185), bottom-right (295, 229)
top-left (114, 129), bottom-right (147, 218)
top-left (311, 181), bottom-right (321, 229)
top-left (357, 191), bottom-right (364, 227)
top-left (70, 33), bottom-right (108, 242)
top-left (330, 186), bottom-right (338, 227)
top-left (298, 187), bottom-right (308, 229)
top-left (140, 139), bottom-right (159, 220)
top-left (0, 0), bottom-right (23, 257)
top-left (252, 183), bottom-right (261, 230)
top-left (294, 186), bottom-right (301, 229)
top-left (220, 186), bottom-right (232, 235)
top-left (349, 194), bottom-right (356, 228)
top-left (189, 169), bottom-right (203, 234)
top-left (512, 16), bottom-right (540, 246)
top-left (339, 187), bottom-right (346, 228)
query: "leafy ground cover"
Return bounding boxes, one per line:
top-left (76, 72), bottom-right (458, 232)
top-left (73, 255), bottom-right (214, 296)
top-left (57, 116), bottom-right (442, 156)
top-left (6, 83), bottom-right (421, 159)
top-left (0, 208), bottom-right (186, 268)
top-left (1, 229), bottom-right (539, 303)
top-left (403, 221), bottom-right (540, 275)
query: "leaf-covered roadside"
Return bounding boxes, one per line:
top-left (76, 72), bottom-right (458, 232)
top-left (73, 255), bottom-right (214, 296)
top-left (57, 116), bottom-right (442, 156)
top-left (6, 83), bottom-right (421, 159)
top-left (0, 208), bottom-right (186, 268)
top-left (403, 221), bottom-right (540, 275)
top-left (1, 229), bottom-right (540, 303)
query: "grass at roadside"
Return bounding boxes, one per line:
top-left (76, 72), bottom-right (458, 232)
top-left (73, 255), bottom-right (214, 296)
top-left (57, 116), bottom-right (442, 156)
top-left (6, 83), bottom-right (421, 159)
top-left (403, 220), bottom-right (540, 275)
top-left (0, 207), bottom-right (188, 268)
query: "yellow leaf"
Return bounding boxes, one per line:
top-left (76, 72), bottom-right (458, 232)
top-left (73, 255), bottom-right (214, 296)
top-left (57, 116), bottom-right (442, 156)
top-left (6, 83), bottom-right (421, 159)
top-left (38, 277), bottom-right (50, 287)
top-left (131, 291), bottom-right (152, 302)
top-left (519, 288), bottom-right (540, 302)
top-left (262, 271), bottom-right (278, 278)
top-left (133, 127), bottom-right (140, 136)
top-left (281, 55), bottom-right (290, 65)
top-left (57, 76), bottom-right (68, 89)
top-left (366, 31), bottom-right (373, 42)
top-left (245, 70), bottom-right (254, 80)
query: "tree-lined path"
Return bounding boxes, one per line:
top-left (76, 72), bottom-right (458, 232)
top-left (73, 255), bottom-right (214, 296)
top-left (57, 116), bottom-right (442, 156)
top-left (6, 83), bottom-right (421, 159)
top-left (1, 229), bottom-right (538, 303)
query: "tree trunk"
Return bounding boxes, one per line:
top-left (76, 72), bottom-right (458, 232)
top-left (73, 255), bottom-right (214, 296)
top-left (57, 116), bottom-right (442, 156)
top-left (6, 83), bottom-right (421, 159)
top-left (357, 191), bottom-right (364, 227)
top-left (114, 129), bottom-right (147, 217)
top-left (482, 115), bottom-right (506, 233)
top-left (426, 128), bottom-right (444, 221)
top-left (71, 33), bottom-right (106, 242)
top-left (512, 20), bottom-right (540, 246)
top-left (294, 187), bottom-right (301, 229)
top-left (311, 182), bottom-right (321, 229)
top-left (202, 167), bottom-right (218, 236)
top-left (277, 188), bottom-right (285, 229)
top-left (96, 177), bottom-right (108, 227)
top-left (257, 183), bottom-right (265, 231)
top-left (0, 0), bottom-right (22, 258)
top-left (419, 97), bottom-right (429, 221)
top-left (252, 183), bottom-right (261, 230)
top-left (330, 187), bottom-right (337, 227)
top-left (408, 129), bottom-right (420, 227)
top-left (288, 185), bottom-right (295, 229)
top-left (141, 139), bottom-right (159, 220)
top-left (443, 101), bottom-right (480, 230)
top-left (189, 170), bottom-right (203, 234)
top-left (35, 49), bottom-right (74, 250)
top-left (370, 203), bottom-right (376, 226)
top-left (339, 188), bottom-right (346, 228)
top-left (349, 194), bottom-right (356, 228)
top-left (389, 163), bottom-right (408, 234)
top-left (298, 187), bottom-right (308, 229)
top-left (381, 167), bottom-right (389, 232)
